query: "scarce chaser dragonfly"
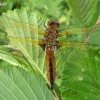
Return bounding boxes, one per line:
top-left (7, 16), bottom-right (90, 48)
top-left (0, 13), bottom-right (100, 89)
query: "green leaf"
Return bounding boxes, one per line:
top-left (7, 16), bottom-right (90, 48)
top-left (0, 9), bottom-right (47, 82)
top-left (67, 0), bottom-right (98, 26)
top-left (0, 50), bottom-right (21, 66)
top-left (0, 66), bottom-right (55, 100)
top-left (61, 47), bottom-right (100, 100)
top-left (0, 47), bottom-right (33, 71)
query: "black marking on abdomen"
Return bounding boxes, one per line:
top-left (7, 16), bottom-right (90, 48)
top-left (49, 58), bottom-right (54, 89)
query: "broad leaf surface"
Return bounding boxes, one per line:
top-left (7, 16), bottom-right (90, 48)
top-left (0, 66), bottom-right (55, 100)
top-left (0, 9), bottom-right (47, 81)
top-left (61, 47), bottom-right (100, 100)
top-left (68, 0), bottom-right (98, 26)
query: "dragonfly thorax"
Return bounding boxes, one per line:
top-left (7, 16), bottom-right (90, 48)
top-left (44, 26), bottom-right (59, 49)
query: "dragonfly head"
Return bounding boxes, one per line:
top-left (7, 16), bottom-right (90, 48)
top-left (47, 20), bottom-right (59, 28)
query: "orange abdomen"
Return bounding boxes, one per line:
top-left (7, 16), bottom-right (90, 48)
top-left (46, 47), bottom-right (56, 89)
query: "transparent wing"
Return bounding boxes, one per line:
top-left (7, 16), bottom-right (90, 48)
top-left (7, 36), bottom-right (44, 45)
top-left (0, 14), bottom-right (46, 40)
top-left (58, 22), bottom-right (100, 46)
top-left (2, 15), bottom-right (45, 35)
top-left (59, 23), bottom-right (100, 36)
top-left (57, 41), bottom-right (100, 47)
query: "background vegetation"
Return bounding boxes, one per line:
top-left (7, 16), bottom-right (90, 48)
top-left (0, 0), bottom-right (100, 100)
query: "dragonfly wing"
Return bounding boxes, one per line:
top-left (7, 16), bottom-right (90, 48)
top-left (59, 23), bottom-right (100, 36)
top-left (59, 28), bottom-right (85, 36)
top-left (57, 42), bottom-right (100, 47)
top-left (59, 23), bottom-right (100, 46)
top-left (0, 15), bottom-right (46, 40)
top-left (1, 35), bottom-right (46, 69)
top-left (7, 36), bottom-right (44, 44)
top-left (13, 19), bottom-right (45, 35)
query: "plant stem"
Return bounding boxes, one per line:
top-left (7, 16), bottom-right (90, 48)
top-left (53, 89), bottom-right (61, 100)
top-left (86, 21), bottom-right (100, 42)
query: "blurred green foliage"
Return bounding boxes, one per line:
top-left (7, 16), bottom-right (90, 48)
top-left (0, 0), bottom-right (71, 25)
top-left (0, 0), bottom-right (100, 100)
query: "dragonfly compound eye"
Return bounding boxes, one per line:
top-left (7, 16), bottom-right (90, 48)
top-left (48, 20), bottom-right (59, 28)
top-left (48, 20), bottom-right (54, 26)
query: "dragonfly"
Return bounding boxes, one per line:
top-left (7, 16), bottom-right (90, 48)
top-left (0, 15), bottom-right (100, 90)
